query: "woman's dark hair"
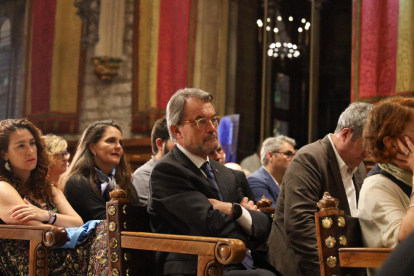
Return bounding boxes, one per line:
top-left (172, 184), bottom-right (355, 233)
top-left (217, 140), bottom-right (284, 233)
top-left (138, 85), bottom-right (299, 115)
top-left (363, 96), bottom-right (414, 163)
top-left (61, 120), bottom-right (137, 203)
top-left (0, 119), bottom-right (53, 202)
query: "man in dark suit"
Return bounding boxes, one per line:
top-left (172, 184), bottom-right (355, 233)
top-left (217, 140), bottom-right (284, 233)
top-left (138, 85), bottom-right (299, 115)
top-left (148, 88), bottom-right (276, 276)
top-left (248, 136), bottom-right (296, 208)
top-left (266, 102), bottom-right (373, 276)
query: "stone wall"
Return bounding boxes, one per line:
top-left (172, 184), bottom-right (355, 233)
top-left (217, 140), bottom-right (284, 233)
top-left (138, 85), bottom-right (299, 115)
top-left (63, 0), bottom-right (139, 141)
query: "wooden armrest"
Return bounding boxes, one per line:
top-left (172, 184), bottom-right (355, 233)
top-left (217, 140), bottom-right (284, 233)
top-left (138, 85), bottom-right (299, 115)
top-left (339, 248), bottom-right (393, 268)
top-left (0, 224), bottom-right (67, 247)
top-left (121, 231), bottom-right (246, 265)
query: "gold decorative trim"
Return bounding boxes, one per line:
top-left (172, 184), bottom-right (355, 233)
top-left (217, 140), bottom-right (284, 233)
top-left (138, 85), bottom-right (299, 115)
top-left (109, 222), bottom-right (117, 232)
top-left (327, 256), bottom-right (337, 268)
top-left (338, 216), bottom-right (346, 227)
top-left (322, 217), bottom-right (333, 229)
top-left (108, 206), bottom-right (116, 216)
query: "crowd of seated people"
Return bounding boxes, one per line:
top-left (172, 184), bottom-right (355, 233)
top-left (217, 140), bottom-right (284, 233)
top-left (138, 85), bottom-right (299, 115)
top-left (1, 92), bottom-right (414, 276)
top-left (0, 119), bottom-right (109, 275)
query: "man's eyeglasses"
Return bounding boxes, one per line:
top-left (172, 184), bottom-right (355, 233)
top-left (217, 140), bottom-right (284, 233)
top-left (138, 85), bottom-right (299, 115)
top-left (273, 150), bottom-right (295, 159)
top-left (183, 116), bottom-right (221, 129)
top-left (54, 151), bottom-right (70, 159)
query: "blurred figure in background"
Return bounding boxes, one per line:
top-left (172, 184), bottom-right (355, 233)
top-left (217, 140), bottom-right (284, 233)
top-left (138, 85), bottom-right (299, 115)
top-left (132, 117), bottom-right (175, 205)
top-left (42, 134), bottom-right (70, 188)
top-left (247, 136), bottom-right (296, 208)
top-left (208, 140), bottom-right (225, 164)
top-left (241, 143), bottom-right (261, 175)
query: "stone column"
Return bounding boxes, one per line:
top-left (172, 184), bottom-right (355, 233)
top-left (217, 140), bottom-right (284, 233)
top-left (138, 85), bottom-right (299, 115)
top-left (308, 0), bottom-right (324, 143)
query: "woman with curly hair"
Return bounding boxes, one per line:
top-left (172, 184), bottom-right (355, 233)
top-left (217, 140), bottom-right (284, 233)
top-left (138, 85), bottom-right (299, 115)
top-left (61, 120), bottom-right (138, 222)
top-left (0, 119), bottom-right (109, 275)
top-left (42, 134), bottom-right (70, 188)
top-left (358, 96), bottom-right (414, 275)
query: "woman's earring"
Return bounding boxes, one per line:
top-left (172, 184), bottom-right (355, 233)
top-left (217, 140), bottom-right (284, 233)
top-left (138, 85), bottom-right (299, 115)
top-left (92, 152), bottom-right (96, 157)
top-left (5, 161), bottom-right (11, 171)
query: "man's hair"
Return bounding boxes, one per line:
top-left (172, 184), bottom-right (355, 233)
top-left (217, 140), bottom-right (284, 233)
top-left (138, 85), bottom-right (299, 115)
top-left (166, 88), bottom-right (214, 142)
top-left (151, 117), bottom-right (170, 155)
top-left (334, 102), bottom-right (374, 140)
top-left (261, 135), bottom-right (296, 166)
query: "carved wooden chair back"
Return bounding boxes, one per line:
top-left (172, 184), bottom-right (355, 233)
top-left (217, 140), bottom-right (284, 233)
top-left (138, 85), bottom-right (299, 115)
top-left (315, 192), bottom-right (392, 276)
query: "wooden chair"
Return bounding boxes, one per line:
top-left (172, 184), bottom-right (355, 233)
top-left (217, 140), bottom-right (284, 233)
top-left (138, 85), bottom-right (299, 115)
top-left (107, 186), bottom-right (247, 276)
top-left (315, 192), bottom-right (392, 276)
top-left (0, 224), bottom-right (67, 276)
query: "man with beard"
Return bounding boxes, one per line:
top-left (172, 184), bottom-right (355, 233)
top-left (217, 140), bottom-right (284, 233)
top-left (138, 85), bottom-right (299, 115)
top-left (132, 117), bottom-right (175, 205)
top-left (148, 88), bottom-right (276, 276)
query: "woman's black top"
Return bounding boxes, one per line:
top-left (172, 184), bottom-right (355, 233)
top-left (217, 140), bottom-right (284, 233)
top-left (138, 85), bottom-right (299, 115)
top-left (64, 174), bottom-right (107, 222)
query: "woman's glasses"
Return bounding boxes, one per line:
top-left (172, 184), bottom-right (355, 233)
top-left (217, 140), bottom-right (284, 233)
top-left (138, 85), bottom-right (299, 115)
top-left (53, 151), bottom-right (70, 159)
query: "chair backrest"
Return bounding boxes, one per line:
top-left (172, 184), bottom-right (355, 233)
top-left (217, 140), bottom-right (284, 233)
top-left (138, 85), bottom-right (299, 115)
top-left (315, 192), bottom-right (366, 276)
top-left (106, 187), bottom-right (154, 276)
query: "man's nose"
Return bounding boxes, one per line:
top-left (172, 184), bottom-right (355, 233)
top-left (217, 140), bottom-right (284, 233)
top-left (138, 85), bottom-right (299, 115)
top-left (205, 120), bottom-right (217, 132)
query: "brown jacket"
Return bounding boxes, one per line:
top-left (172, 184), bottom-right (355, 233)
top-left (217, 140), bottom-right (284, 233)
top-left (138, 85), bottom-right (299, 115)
top-left (266, 135), bottom-right (366, 276)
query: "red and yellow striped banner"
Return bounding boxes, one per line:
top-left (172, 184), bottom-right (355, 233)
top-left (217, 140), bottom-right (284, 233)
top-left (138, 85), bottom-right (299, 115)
top-left (352, 0), bottom-right (414, 102)
top-left (131, 0), bottom-right (197, 133)
top-left (25, 0), bottom-right (84, 133)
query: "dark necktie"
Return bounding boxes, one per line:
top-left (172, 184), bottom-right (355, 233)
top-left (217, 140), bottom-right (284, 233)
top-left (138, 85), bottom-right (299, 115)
top-left (201, 162), bottom-right (223, 201)
top-left (200, 161), bottom-right (253, 270)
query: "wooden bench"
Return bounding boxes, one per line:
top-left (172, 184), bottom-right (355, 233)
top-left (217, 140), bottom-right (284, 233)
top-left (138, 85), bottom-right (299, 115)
top-left (315, 192), bottom-right (392, 275)
top-left (106, 186), bottom-right (246, 276)
top-left (0, 224), bottom-right (67, 276)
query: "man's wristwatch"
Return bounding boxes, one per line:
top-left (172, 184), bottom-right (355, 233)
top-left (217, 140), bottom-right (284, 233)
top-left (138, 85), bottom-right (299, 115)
top-left (232, 203), bottom-right (243, 220)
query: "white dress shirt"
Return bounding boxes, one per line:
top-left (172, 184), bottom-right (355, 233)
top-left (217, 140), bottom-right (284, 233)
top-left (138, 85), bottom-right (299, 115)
top-left (177, 144), bottom-right (253, 234)
top-left (328, 134), bottom-right (359, 217)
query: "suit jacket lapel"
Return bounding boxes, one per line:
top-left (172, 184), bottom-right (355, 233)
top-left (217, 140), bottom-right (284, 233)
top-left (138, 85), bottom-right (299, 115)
top-left (260, 167), bottom-right (280, 196)
top-left (173, 147), bottom-right (221, 200)
top-left (322, 136), bottom-right (351, 215)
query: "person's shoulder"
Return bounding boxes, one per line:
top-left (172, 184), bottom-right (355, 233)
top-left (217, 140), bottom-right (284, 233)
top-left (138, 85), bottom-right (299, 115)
top-left (361, 174), bottom-right (394, 192)
top-left (133, 159), bottom-right (154, 176)
top-left (247, 169), bottom-right (263, 180)
top-left (65, 174), bottom-right (91, 188)
top-left (0, 180), bottom-right (21, 199)
top-left (0, 180), bottom-right (16, 191)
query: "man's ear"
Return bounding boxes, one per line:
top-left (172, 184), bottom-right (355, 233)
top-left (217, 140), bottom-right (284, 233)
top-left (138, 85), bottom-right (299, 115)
top-left (267, 151), bottom-right (274, 163)
top-left (88, 143), bottom-right (96, 155)
top-left (340, 128), bottom-right (352, 142)
top-left (170, 125), bottom-right (181, 140)
top-left (155, 138), bottom-right (164, 152)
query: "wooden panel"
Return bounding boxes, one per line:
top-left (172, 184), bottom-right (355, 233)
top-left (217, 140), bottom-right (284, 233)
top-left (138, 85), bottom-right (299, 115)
top-left (0, 228), bottom-right (43, 241)
top-left (339, 248), bottom-right (393, 268)
top-left (121, 234), bottom-right (217, 256)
